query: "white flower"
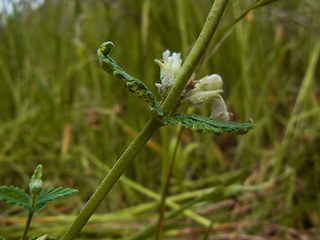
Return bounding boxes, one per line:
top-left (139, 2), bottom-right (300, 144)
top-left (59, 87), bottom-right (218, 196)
top-left (154, 49), bottom-right (230, 122)
top-left (194, 74), bottom-right (223, 91)
top-left (155, 50), bottom-right (182, 95)
top-left (210, 95), bottom-right (230, 121)
top-left (182, 74), bottom-right (230, 121)
top-left (181, 89), bottom-right (223, 106)
top-left (182, 74), bottom-right (223, 105)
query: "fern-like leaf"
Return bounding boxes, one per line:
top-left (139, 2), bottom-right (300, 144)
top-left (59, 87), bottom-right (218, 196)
top-left (162, 114), bottom-right (254, 136)
top-left (97, 41), bottom-right (163, 115)
top-left (33, 187), bottom-right (78, 212)
top-left (0, 186), bottom-right (31, 210)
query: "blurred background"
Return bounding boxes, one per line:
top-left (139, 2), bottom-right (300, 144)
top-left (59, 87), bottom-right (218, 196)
top-left (0, 0), bottom-right (319, 239)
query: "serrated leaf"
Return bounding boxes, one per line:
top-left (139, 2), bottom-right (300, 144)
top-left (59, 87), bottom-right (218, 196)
top-left (0, 186), bottom-right (31, 210)
top-left (98, 41), bottom-right (163, 115)
top-left (33, 187), bottom-right (78, 212)
top-left (162, 114), bottom-right (254, 136)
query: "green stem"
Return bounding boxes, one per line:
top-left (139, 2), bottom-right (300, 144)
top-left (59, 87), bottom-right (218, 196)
top-left (61, 0), bottom-right (229, 239)
top-left (21, 195), bottom-right (35, 240)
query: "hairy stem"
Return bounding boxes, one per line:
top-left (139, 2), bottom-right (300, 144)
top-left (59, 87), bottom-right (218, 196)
top-left (61, 0), bottom-right (229, 239)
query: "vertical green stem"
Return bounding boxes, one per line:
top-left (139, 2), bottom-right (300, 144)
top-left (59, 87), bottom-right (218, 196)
top-left (61, 0), bottom-right (229, 239)
top-left (21, 211), bottom-right (34, 240)
top-left (21, 195), bottom-right (35, 240)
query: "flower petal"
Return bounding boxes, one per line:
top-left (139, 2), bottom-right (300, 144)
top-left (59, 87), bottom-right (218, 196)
top-left (210, 95), bottom-right (230, 121)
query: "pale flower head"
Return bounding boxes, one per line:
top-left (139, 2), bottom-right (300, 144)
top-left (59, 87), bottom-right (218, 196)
top-left (155, 50), bottom-right (182, 95)
top-left (182, 73), bottom-right (230, 122)
top-left (195, 74), bottom-right (223, 91)
top-left (182, 74), bottom-right (224, 105)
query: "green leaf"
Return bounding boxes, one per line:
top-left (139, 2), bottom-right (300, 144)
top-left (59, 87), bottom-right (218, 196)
top-left (161, 114), bottom-right (254, 136)
top-left (0, 186), bottom-right (31, 210)
top-left (97, 41), bottom-right (163, 115)
top-left (33, 187), bottom-right (78, 212)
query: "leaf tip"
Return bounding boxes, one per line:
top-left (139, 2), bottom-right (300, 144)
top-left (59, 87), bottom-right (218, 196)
top-left (247, 119), bottom-right (255, 129)
top-left (99, 41), bottom-right (114, 56)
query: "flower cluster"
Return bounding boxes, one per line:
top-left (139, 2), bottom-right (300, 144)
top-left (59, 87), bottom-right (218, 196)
top-left (155, 50), bottom-right (182, 97)
top-left (155, 50), bottom-right (230, 121)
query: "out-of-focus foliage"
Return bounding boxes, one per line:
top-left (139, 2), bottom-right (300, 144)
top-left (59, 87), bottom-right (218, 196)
top-left (0, 0), bottom-right (319, 239)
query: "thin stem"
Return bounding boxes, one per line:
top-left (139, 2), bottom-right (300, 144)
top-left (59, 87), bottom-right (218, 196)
top-left (61, 117), bottom-right (161, 240)
top-left (21, 211), bottom-right (33, 240)
top-left (21, 195), bottom-right (35, 240)
top-left (155, 128), bottom-right (183, 240)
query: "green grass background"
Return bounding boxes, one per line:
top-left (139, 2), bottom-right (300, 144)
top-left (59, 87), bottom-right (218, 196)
top-left (0, 0), bottom-right (319, 239)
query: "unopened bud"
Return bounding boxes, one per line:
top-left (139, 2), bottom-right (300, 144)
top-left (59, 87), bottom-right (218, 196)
top-left (29, 179), bottom-right (43, 195)
top-left (197, 74), bottom-right (223, 91)
top-left (182, 90), bottom-right (223, 106)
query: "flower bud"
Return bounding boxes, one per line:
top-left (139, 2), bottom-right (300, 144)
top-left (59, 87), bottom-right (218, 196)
top-left (197, 74), bottom-right (223, 91)
top-left (29, 179), bottom-right (43, 195)
top-left (182, 90), bottom-right (223, 106)
top-left (182, 74), bottom-right (224, 107)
